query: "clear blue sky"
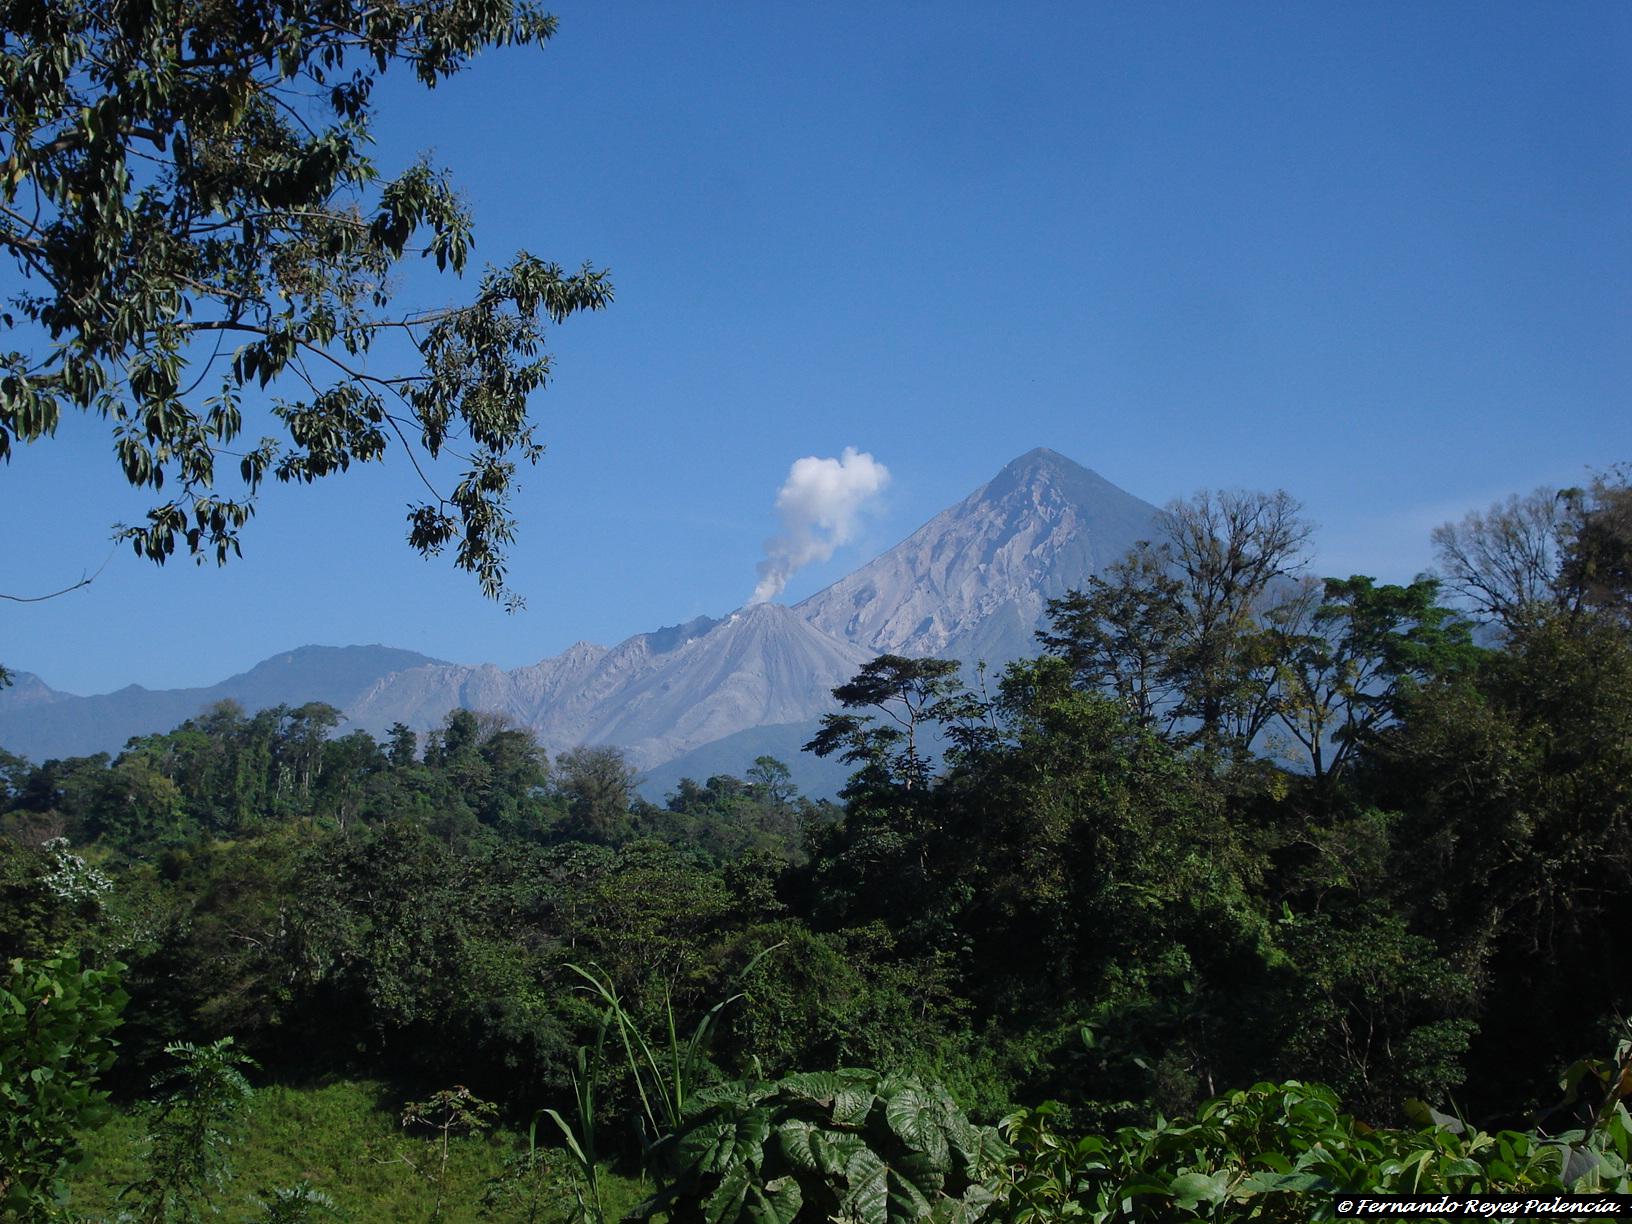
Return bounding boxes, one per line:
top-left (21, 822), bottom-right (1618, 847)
top-left (5, 3), bottom-right (1629, 694)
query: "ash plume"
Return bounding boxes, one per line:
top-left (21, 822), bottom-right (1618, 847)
top-left (750, 447), bottom-right (890, 604)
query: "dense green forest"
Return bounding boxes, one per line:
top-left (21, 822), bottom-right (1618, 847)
top-left (5, 475), bottom-right (1632, 1220)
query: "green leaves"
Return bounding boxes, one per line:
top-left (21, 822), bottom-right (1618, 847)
top-left (885, 1082), bottom-right (952, 1171)
top-left (0, 954), bottom-right (127, 1218)
top-left (119, 1036), bottom-right (257, 1221)
top-left (992, 1080), bottom-right (1632, 1221)
top-left (0, 0), bottom-right (610, 604)
top-left (647, 1069), bottom-right (1010, 1224)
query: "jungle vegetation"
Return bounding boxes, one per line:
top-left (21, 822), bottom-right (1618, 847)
top-left (4, 473), bottom-right (1631, 1220)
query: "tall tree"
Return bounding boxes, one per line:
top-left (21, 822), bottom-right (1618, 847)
top-left (1266, 575), bottom-right (1478, 787)
top-left (1043, 489), bottom-right (1311, 759)
top-left (0, 0), bottom-right (611, 605)
top-left (553, 745), bottom-right (636, 844)
top-left (1430, 469), bottom-right (1632, 632)
top-left (1556, 466), bottom-right (1632, 625)
top-left (1040, 545), bottom-right (1188, 732)
top-left (805, 655), bottom-right (992, 794)
top-left (1157, 488), bottom-right (1311, 754)
top-left (1431, 488), bottom-right (1566, 630)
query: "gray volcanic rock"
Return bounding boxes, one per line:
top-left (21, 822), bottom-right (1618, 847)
top-left (344, 639), bottom-right (613, 739)
top-left (797, 447), bottom-right (1159, 666)
top-left (347, 605), bottom-right (868, 769)
top-left (570, 603), bottom-right (870, 767)
top-left (342, 618), bottom-right (717, 743)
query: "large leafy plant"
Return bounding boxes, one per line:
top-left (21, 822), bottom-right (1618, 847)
top-left (991, 1079), bottom-right (1632, 1222)
top-left (640, 1068), bottom-right (1011, 1224)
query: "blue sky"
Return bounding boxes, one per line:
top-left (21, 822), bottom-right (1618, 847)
top-left (4, 3), bottom-right (1629, 693)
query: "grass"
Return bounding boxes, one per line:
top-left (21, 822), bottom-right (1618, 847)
top-left (66, 1078), bottom-right (648, 1222)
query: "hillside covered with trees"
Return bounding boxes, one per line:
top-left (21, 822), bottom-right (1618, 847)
top-left (5, 473), bottom-right (1631, 1219)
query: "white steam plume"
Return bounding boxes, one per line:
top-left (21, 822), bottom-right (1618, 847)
top-left (750, 447), bottom-right (891, 604)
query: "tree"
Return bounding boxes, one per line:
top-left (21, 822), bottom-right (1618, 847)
top-left (1373, 606), bottom-right (1632, 1111)
top-left (1430, 468), bottom-right (1632, 632)
top-left (119, 1037), bottom-right (255, 1223)
top-left (396, 1085), bottom-right (497, 1223)
top-left (805, 655), bottom-right (991, 793)
top-left (1431, 488), bottom-right (1566, 629)
top-left (553, 744), bottom-right (636, 844)
top-left (269, 702), bottom-right (338, 803)
top-left (746, 754), bottom-right (796, 806)
top-left (1266, 575), bottom-right (1478, 787)
top-left (1040, 544), bottom-right (1188, 731)
top-left (1556, 466), bottom-right (1632, 626)
top-left (0, 0), bottom-right (611, 606)
top-left (1041, 489), bottom-right (1311, 759)
top-left (386, 722), bottom-right (418, 769)
top-left (1157, 489), bottom-right (1312, 754)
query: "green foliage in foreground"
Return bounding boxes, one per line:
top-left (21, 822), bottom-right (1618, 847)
top-left (992, 1080), bottom-right (1632, 1221)
top-left (635, 1075), bottom-right (1632, 1224)
top-left (641, 1069), bottom-right (1009, 1224)
top-left (0, 954), bottom-right (126, 1217)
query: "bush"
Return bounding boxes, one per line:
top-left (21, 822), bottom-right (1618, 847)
top-left (0, 953), bottom-right (126, 1217)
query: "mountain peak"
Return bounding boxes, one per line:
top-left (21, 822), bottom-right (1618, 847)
top-left (984, 447), bottom-right (1134, 506)
top-left (729, 600), bottom-right (795, 622)
top-left (797, 449), bottom-right (1160, 662)
top-left (1002, 445), bottom-right (1072, 471)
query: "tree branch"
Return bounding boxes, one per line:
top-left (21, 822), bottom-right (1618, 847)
top-left (0, 543), bottom-right (119, 603)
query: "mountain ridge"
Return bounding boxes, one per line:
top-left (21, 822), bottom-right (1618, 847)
top-left (1, 450), bottom-right (1161, 783)
top-left (0, 645), bottom-right (445, 763)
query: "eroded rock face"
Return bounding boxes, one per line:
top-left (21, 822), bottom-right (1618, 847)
top-left (797, 448), bottom-right (1158, 666)
top-left (346, 603), bottom-right (870, 769)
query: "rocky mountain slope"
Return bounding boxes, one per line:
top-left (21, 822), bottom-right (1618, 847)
top-left (798, 448), bottom-right (1159, 665)
top-left (346, 604), bottom-right (870, 769)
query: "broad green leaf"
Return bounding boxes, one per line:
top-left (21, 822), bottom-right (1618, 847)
top-left (779, 1118), bottom-right (865, 1177)
top-left (885, 1085), bottom-right (951, 1169)
top-left (841, 1147), bottom-right (889, 1224)
top-left (894, 1147), bottom-right (949, 1199)
top-left (745, 1175), bottom-right (803, 1224)
top-left (886, 1166), bottom-right (935, 1220)
top-left (834, 1079), bottom-right (880, 1127)
top-left (779, 1070), bottom-right (847, 1105)
top-left (1403, 1099), bottom-right (1465, 1135)
top-left (705, 1161), bottom-right (752, 1224)
top-left (680, 1108), bottom-right (773, 1176)
top-left (931, 1183), bottom-right (997, 1223)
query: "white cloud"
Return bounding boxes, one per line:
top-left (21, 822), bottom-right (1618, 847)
top-left (750, 447), bottom-right (890, 604)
